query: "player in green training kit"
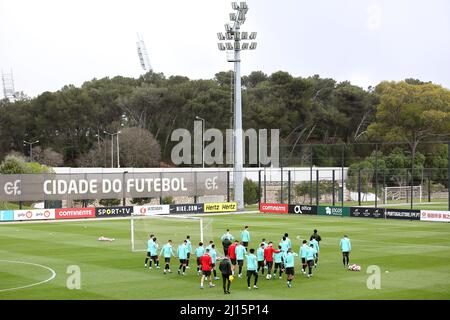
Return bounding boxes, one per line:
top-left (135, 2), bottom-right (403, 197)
top-left (306, 243), bottom-right (317, 278)
top-left (257, 243), bottom-right (266, 276)
top-left (241, 226), bottom-right (250, 248)
top-left (210, 244), bottom-right (220, 280)
top-left (340, 235), bottom-right (351, 267)
top-left (159, 240), bottom-right (175, 274)
top-left (235, 241), bottom-right (247, 278)
top-left (147, 236), bottom-right (160, 269)
top-left (145, 234), bottom-right (158, 269)
top-left (195, 242), bottom-right (205, 276)
top-left (246, 248), bottom-right (259, 289)
top-left (177, 240), bottom-right (189, 275)
top-left (309, 237), bottom-right (320, 268)
top-left (185, 235), bottom-right (192, 269)
top-left (273, 245), bottom-right (284, 279)
top-left (299, 240), bottom-right (308, 274)
top-left (284, 248), bottom-right (298, 288)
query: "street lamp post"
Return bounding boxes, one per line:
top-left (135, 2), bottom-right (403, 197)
top-left (217, 1), bottom-right (257, 210)
top-left (195, 116), bottom-right (205, 168)
top-left (104, 130), bottom-right (121, 168)
top-left (23, 140), bottom-right (39, 162)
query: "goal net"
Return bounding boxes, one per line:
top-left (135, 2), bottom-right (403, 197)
top-left (384, 186), bottom-right (422, 204)
top-left (130, 214), bottom-right (214, 252)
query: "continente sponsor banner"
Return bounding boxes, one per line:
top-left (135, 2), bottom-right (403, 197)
top-left (55, 208), bottom-right (96, 219)
top-left (350, 207), bottom-right (385, 219)
top-left (288, 204), bottom-right (318, 215)
top-left (133, 205), bottom-right (170, 216)
top-left (318, 206), bottom-right (350, 217)
top-left (13, 209), bottom-right (55, 221)
top-left (420, 210), bottom-right (450, 223)
top-left (204, 202), bottom-right (237, 213)
top-left (95, 206), bottom-right (133, 218)
top-left (0, 210), bottom-right (14, 221)
top-left (169, 203), bottom-right (204, 214)
top-left (259, 203), bottom-right (288, 214)
top-left (385, 209), bottom-right (420, 220)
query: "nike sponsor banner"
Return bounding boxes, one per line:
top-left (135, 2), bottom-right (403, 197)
top-left (0, 210), bottom-right (14, 221)
top-left (350, 207), bottom-right (385, 219)
top-left (133, 205), bottom-right (170, 216)
top-left (385, 209), bottom-right (421, 220)
top-left (0, 172), bottom-right (227, 202)
top-left (55, 208), bottom-right (96, 219)
top-left (204, 202), bottom-right (237, 213)
top-left (13, 209), bottom-right (55, 221)
top-left (259, 203), bottom-right (288, 214)
top-left (420, 210), bottom-right (450, 223)
top-left (288, 204), bottom-right (318, 215)
top-left (317, 206), bottom-right (350, 217)
top-left (169, 203), bottom-right (204, 214)
top-left (95, 206), bottom-right (133, 218)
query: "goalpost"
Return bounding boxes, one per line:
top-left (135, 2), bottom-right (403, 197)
top-left (130, 214), bottom-right (214, 252)
top-left (384, 186), bottom-right (422, 204)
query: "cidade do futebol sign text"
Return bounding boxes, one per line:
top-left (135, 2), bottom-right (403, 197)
top-left (0, 172), bottom-right (226, 201)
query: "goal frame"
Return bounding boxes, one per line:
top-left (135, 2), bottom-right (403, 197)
top-left (384, 185), bottom-right (422, 204)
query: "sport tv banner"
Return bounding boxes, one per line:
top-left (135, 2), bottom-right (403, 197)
top-left (288, 204), bottom-right (318, 215)
top-left (133, 205), bottom-right (170, 216)
top-left (350, 207), bottom-right (385, 219)
top-left (385, 209), bottom-right (420, 220)
top-left (204, 202), bottom-right (237, 213)
top-left (14, 209), bottom-right (55, 221)
top-left (55, 208), bottom-right (96, 219)
top-left (95, 206), bottom-right (133, 218)
top-left (0, 210), bottom-right (14, 221)
top-left (318, 206), bottom-right (350, 217)
top-left (169, 203), bottom-right (204, 214)
top-left (0, 172), bottom-right (228, 202)
top-left (259, 203), bottom-right (288, 214)
top-left (420, 210), bottom-right (450, 223)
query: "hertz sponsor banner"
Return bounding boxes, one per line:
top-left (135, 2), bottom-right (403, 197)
top-left (350, 207), bottom-right (385, 219)
top-left (0, 172), bottom-right (227, 202)
top-left (288, 205), bottom-right (318, 215)
top-left (385, 209), bottom-right (420, 220)
top-left (259, 203), bottom-right (288, 214)
top-left (133, 205), bottom-right (170, 216)
top-left (420, 210), bottom-right (450, 223)
top-left (0, 210), bottom-right (14, 221)
top-left (55, 208), bottom-right (95, 219)
top-left (14, 209), bottom-right (55, 221)
top-left (204, 202), bottom-right (237, 213)
top-left (169, 203), bottom-right (204, 214)
top-left (95, 206), bottom-right (133, 218)
top-left (318, 206), bottom-right (350, 217)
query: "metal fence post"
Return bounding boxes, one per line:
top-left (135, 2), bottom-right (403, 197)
top-left (316, 169), bottom-right (319, 207)
top-left (332, 169), bottom-right (335, 206)
top-left (288, 170), bottom-right (291, 205)
top-left (227, 171), bottom-right (231, 203)
top-left (358, 169), bottom-right (361, 206)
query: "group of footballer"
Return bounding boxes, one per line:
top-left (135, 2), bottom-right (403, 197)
top-left (144, 226), bottom-right (352, 293)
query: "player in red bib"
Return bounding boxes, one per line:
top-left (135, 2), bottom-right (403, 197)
top-left (227, 240), bottom-right (238, 275)
top-left (264, 241), bottom-right (280, 279)
top-left (199, 249), bottom-right (215, 289)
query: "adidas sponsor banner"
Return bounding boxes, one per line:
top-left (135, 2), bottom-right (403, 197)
top-left (95, 206), bottom-right (133, 218)
top-left (317, 206), bottom-right (350, 217)
top-left (385, 209), bottom-right (420, 220)
top-left (55, 208), bottom-right (96, 219)
top-left (288, 204), bottom-right (318, 215)
top-left (0, 210), bottom-right (14, 221)
top-left (14, 209), bottom-right (55, 221)
top-left (204, 202), bottom-right (237, 213)
top-left (133, 205), bottom-right (170, 216)
top-left (259, 203), bottom-right (288, 214)
top-left (350, 207), bottom-right (385, 219)
top-left (420, 210), bottom-right (450, 223)
top-left (169, 203), bottom-right (204, 214)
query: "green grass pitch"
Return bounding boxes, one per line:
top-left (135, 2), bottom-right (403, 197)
top-left (1, 213), bottom-right (449, 300)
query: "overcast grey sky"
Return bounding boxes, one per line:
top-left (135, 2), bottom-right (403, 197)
top-left (1, 0), bottom-right (449, 98)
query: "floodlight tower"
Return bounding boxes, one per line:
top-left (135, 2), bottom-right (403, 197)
top-left (136, 33), bottom-right (153, 72)
top-left (2, 69), bottom-right (16, 101)
top-left (217, 2), bottom-right (257, 210)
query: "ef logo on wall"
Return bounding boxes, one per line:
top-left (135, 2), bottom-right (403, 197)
top-left (4, 180), bottom-right (21, 196)
top-left (205, 176), bottom-right (218, 190)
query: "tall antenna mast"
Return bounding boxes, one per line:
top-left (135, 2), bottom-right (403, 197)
top-left (136, 33), bottom-right (152, 72)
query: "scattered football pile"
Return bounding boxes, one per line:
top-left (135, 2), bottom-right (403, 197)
top-left (348, 264), bottom-right (361, 271)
